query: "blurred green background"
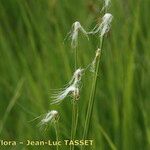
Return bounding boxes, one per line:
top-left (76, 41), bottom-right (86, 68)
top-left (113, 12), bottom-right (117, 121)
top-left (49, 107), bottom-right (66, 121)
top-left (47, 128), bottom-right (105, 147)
top-left (0, 0), bottom-right (150, 150)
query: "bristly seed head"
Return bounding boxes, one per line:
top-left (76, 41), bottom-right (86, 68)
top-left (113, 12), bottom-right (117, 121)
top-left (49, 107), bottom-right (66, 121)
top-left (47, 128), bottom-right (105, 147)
top-left (38, 110), bottom-right (59, 128)
top-left (68, 21), bottom-right (89, 49)
top-left (50, 68), bottom-right (84, 104)
top-left (88, 13), bottom-right (113, 37)
top-left (100, 13), bottom-right (113, 37)
top-left (71, 68), bottom-right (84, 85)
top-left (90, 48), bottom-right (101, 73)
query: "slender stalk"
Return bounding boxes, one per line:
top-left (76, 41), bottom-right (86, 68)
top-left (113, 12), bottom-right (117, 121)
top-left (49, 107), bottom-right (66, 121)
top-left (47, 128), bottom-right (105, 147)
top-left (70, 48), bottom-right (79, 150)
top-left (82, 37), bottom-right (104, 149)
top-left (70, 100), bottom-right (78, 150)
top-left (99, 124), bottom-right (117, 150)
top-left (75, 47), bottom-right (78, 70)
top-left (54, 123), bottom-right (59, 150)
top-left (70, 100), bottom-right (75, 150)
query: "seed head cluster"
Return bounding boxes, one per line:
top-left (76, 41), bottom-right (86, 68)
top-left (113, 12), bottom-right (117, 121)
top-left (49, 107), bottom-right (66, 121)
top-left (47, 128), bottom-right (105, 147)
top-left (33, 0), bottom-right (113, 131)
top-left (38, 110), bottom-right (59, 128)
top-left (68, 21), bottom-right (89, 48)
top-left (88, 13), bottom-right (113, 37)
top-left (50, 68), bottom-right (84, 104)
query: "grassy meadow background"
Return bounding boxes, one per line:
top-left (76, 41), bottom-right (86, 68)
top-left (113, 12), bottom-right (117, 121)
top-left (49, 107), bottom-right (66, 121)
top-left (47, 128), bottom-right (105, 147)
top-left (0, 0), bottom-right (150, 149)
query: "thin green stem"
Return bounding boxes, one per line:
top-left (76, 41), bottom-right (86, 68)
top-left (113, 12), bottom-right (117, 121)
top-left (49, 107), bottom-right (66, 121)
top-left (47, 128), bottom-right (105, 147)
top-left (70, 101), bottom-right (75, 150)
top-left (54, 123), bottom-right (59, 150)
top-left (75, 47), bottom-right (78, 70)
top-left (99, 124), bottom-right (117, 150)
top-left (70, 48), bottom-right (79, 150)
top-left (70, 100), bottom-right (78, 150)
top-left (74, 102), bottom-right (79, 135)
top-left (82, 37), bottom-right (104, 149)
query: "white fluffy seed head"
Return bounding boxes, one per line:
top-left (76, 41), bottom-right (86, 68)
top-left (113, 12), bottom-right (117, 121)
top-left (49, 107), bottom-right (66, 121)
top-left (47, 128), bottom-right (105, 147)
top-left (40, 110), bottom-right (59, 126)
top-left (50, 85), bottom-right (80, 104)
top-left (50, 86), bottom-right (75, 104)
top-left (73, 68), bottom-right (84, 81)
top-left (100, 13), bottom-right (113, 37)
top-left (49, 110), bottom-right (58, 116)
top-left (88, 13), bottom-right (113, 37)
top-left (102, 13), bottom-right (113, 25)
top-left (69, 68), bottom-right (84, 86)
top-left (73, 21), bottom-right (82, 31)
top-left (50, 68), bottom-right (84, 104)
top-left (69, 21), bottom-right (88, 48)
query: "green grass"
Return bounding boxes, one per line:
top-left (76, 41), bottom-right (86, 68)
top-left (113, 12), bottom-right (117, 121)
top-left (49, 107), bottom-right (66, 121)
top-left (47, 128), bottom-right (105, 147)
top-left (0, 0), bottom-right (150, 150)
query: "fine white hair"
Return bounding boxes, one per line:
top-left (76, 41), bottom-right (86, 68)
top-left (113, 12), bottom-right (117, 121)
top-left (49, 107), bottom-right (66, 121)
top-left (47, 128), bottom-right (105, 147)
top-left (50, 68), bottom-right (84, 104)
top-left (39, 110), bottom-right (59, 126)
top-left (88, 13), bottom-right (113, 37)
top-left (67, 21), bottom-right (89, 48)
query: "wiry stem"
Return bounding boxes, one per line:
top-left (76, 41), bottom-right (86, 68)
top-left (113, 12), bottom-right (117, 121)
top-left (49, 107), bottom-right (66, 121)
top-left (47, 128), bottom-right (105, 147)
top-left (70, 101), bottom-right (75, 150)
top-left (82, 37), bottom-right (104, 149)
top-left (70, 48), bottom-right (79, 150)
top-left (54, 123), bottom-right (59, 150)
top-left (75, 47), bottom-right (78, 70)
top-left (70, 100), bottom-right (78, 150)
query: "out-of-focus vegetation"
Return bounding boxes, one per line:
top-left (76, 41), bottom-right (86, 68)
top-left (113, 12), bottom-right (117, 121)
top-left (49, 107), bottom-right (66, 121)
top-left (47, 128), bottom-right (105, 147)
top-left (0, 0), bottom-right (150, 149)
